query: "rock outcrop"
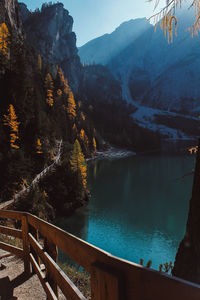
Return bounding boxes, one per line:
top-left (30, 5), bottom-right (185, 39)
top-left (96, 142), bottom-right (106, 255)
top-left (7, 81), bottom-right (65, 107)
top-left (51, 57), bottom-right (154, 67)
top-left (0, 0), bottom-right (23, 38)
top-left (19, 2), bottom-right (82, 93)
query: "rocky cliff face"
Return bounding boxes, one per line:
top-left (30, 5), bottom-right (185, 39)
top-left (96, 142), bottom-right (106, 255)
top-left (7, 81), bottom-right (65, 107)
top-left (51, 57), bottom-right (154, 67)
top-left (0, 0), bottom-right (23, 40)
top-left (0, 0), bottom-right (23, 44)
top-left (19, 2), bottom-right (82, 93)
top-left (19, 2), bottom-right (129, 105)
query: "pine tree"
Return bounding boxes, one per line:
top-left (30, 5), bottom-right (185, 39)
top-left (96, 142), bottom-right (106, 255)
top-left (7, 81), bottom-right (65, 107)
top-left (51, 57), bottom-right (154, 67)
top-left (70, 139), bottom-right (87, 189)
top-left (3, 104), bottom-right (20, 149)
top-left (45, 73), bottom-right (54, 106)
top-left (0, 23), bottom-right (10, 57)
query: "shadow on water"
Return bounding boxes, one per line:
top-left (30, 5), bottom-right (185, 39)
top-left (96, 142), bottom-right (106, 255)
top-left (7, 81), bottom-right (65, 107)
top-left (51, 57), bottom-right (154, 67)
top-left (58, 153), bottom-right (195, 270)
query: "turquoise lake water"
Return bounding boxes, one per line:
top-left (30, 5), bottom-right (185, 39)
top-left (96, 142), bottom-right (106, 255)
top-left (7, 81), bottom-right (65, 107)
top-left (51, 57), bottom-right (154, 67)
top-left (59, 155), bottom-right (195, 270)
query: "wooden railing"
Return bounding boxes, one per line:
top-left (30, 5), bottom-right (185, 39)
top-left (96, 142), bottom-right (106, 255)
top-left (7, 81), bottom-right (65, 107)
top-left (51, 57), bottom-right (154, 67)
top-left (1, 209), bottom-right (200, 300)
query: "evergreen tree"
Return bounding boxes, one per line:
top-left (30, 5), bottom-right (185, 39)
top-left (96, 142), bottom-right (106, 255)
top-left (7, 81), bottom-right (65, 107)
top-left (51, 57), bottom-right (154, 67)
top-left (3, 104), bottom-right (20, 149)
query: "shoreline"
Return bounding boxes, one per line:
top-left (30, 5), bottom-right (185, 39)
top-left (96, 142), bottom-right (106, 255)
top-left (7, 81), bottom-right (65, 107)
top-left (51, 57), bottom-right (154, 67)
top-left (87, 146), bottom-right (136, 161)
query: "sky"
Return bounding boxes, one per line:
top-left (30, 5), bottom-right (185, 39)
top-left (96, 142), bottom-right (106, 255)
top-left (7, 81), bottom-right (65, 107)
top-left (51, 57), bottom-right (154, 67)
top-left (21, 0), bottom-right (166, 46)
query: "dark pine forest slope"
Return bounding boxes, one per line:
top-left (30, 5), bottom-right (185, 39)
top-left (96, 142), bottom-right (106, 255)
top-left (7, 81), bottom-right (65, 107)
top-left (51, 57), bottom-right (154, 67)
top-left (0, 0), bottom-right (161, 220)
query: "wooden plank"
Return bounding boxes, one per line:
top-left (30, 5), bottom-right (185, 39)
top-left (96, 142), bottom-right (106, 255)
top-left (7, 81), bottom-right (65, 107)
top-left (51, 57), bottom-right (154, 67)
top-left (91, 263), bottom-right (121, 300)
top-left (1, 210), bottom-right (200, 300)
top-left (44, 238), bottom-right (58, 297)
top-left (27, 213), bottom-right (111, 271)
top-left (30, 253), bottom-right (57, 300)
top-left (22, 215), bottom-right (31, 275)
top-left (27, 213), bottom-right (200, 300)
top-left (0, 210), bottom-right (22, 220)
top-left (0, 225), bottom-right (22, 239)
top-left (0, 241), bottom-right (23, 258)
top-left (29, 233), bottom-right (86, 300)
top-left (30, 226), bottom-right (40, 269)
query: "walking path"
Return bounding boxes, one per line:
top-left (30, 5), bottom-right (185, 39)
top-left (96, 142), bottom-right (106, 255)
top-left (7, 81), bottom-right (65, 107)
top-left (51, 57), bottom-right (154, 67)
top-left (0, 140), bottom-right (63, 210)
top-left (0, 249), bottom-right (65, 299)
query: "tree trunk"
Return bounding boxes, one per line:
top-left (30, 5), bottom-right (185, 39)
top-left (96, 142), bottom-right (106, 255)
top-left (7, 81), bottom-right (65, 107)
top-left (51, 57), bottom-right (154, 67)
top-left (173, 140), bottom-right (200, 283)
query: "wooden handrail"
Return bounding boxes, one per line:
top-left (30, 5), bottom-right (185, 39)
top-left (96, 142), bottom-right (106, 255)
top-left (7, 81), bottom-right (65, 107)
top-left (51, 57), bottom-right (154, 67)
top-left (0, 209), bottom-right (200, 300)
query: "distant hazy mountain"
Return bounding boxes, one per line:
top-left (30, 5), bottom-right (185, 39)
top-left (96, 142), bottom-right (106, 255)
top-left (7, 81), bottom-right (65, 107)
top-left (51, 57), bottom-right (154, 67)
top-left (79, 8), bottom-right (200, 116)
top-left (79, 18), bottom-right (151, 66)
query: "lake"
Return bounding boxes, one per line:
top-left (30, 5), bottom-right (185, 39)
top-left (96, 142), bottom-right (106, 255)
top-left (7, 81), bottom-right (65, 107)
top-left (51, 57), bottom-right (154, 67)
top-left (58, 155), bottom-right (195, 270)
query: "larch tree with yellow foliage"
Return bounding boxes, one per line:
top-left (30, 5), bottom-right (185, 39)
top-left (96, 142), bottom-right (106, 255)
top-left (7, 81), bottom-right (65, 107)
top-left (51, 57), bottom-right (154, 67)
top-left (3, 104), bottom-right (20, 149)
top-left (93, 137), bottom-right (97, 154)
top-left (70, 139), bottom-right (87, 189)
top-left (72, 123), bottom-right (78, 138)
top-left (45, 73), bottom-right (54, 106)
top-left (0, 23), bottom-right (10, 57)
top-left (57, 67), bottom-right (70, 94)
top-left (36, 138), bottom-right (43, 154)
top-left (149, 0), bottom-right (200, 41)
top-left (66, 90), bottom-right (76, 119)
top-left (80, 128), bottom-right (89, 153)
top-left (80, 111), bottom-right (86, 121)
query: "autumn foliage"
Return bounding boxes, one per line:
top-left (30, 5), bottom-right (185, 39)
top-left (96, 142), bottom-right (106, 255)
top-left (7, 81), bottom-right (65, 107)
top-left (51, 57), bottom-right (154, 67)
top-left (66, 90), bottom-right (76, 119)
top-left (45, 73), bottom-right (54, 106)
top-left (93, 137), bottom-right (97, 153)
top-left (3, 104), bottom-right (20, 149)
top-left (70, 139), bottom-right (87, 189)
top-left (0, 23), bottom-right (10, 57)
top-left (36, 138), bottom-right (43, 154)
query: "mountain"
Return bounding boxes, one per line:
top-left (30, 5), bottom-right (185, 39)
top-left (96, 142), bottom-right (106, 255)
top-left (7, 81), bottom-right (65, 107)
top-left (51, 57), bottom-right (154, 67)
top-left (79, 10), bottom-right (200, 138)
top-left (19, 2), bottom-right (82, 92)
top-left (0, 1), bottom-right (162, 218)
top-left (79, 18), bottom-right (151, 66)
top-left (18, 3), bottom-right (161, 151)
top-left (0, 0), bottom-right (99, 219)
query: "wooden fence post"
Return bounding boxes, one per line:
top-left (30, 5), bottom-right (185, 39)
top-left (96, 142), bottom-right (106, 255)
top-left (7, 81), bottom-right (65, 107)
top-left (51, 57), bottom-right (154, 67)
top-left (22, 214), bottom-right (31, 275)
top-left (44, 238), bottom-right (58, 298)
top-left (91, 262), bottom-right (124, 300)
top-left (30, 226), bottom-right (40, 272)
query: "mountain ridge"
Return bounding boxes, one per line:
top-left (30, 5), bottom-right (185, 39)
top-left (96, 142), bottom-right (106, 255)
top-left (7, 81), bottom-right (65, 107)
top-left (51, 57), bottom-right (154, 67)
top-left (79, 11), bottom-right (200, 115)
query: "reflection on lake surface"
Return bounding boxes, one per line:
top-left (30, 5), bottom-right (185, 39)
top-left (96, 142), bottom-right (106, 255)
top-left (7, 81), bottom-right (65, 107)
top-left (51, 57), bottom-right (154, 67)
top-left (58, 155), bottom-right (195, 270)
